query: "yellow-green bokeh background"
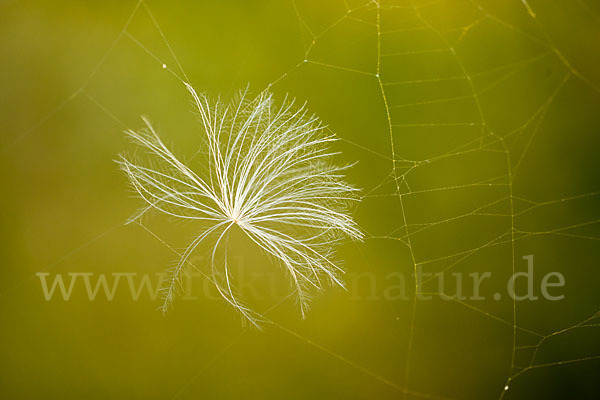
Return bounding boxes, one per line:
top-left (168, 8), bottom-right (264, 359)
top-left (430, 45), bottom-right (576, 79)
top-left (1, 0), bottom-right (599, 399)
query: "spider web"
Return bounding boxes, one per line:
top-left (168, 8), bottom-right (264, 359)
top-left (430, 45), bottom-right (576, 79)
top-left (3, 0), bottom-right (600, 399)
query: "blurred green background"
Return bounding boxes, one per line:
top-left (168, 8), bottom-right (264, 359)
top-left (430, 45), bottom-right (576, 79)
top-left (1, 0), bottom-right (599, 399)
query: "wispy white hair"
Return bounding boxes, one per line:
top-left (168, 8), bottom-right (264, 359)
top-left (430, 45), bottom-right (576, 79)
top-left (118, 84), bottom-right (363, 327)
